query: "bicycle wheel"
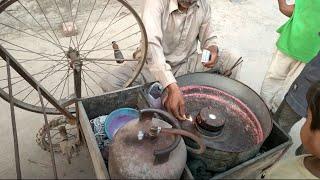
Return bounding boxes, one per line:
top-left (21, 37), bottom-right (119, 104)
top-left (0, 0), bottom-right (147, 114)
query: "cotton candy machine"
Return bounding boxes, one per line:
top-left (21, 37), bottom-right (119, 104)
top-left (172, 73), bottom-right (273, 172)
top-left (79, 73), bottom-right (291, 179)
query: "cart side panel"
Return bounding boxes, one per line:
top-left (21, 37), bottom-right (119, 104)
top-left (81, 85), bottom-right (150, 119)
top-left (79, 102), bottom-right (110, 179)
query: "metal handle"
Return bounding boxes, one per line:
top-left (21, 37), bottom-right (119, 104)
top-left (139, 109), bottom-right (182, 163)
top-left (160, 128), bottom-right (206, 154)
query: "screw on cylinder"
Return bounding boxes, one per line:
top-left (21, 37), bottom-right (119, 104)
top-left (137, 131), bottom-right (144, 140)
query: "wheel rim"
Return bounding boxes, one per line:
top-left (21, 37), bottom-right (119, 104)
top-left (0, 0), bottom-right (147, 114)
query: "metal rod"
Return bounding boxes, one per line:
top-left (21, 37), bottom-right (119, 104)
top-left (37, 86), bottom-right (58, 179)
top-left (84, 31), bottom-right (140, 56)
top-left (6, 57), bottom-right (22, 179)
top-left (77, 4), bottom-right (126, 48)
top-left (82, 58), bottom-right (138, 62)
top-left (68, 0), bottom-right (81, 49)
top-left (77, 0), bottom-right (97, 50)
top-left (73, 60), bottom-right (83, 144)
top-left (4, 10), bottom-right (57, 47)
top-left (0, 44), bottom-right (76, 124)
top-left (0, 22), bottom-right (68, 50)
top-left (83, 5), bottom-right (124, 58)
top-left (79, 0), bottom-right (111, 51)
top-left (34, 0), bottom-right (65, 52)
top-left (18, 0), bottom-right (64, 52)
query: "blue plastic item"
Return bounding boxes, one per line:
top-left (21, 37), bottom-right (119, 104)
top-left (104, 108), bottom-right (139, 140)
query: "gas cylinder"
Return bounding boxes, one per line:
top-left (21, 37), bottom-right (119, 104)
top-left (108, 109), bottom-right (205, 179)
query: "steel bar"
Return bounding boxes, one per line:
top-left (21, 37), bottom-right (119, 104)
top-left (0, 44), bottom-right (76, 124)
top-left (37, 86), bottom-right (58, 179)
top-left (6, 57), bottom-right (22, 179)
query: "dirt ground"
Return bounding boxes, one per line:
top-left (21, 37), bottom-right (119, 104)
top-left (0, 0), bottom-right (299, 179)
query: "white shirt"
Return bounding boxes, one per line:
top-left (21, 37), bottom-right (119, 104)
top-left (142, 0), bottom-right (217, 88)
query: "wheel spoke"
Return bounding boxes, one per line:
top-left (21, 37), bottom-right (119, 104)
top-left (0, 62), bottom-right (65, 83)
top-left (82, 5), bottom-right (123, 58)
top-left (80, 22), bottom-right (137, 54)
top-left (92, 22), bottom-right (137, 51)
top-left (1, 39), bottom-right (66, 61)
top-left (58, 67), bottom-right (71, 100)
top-left (81, 68), bottom-right (103, 88)
top-left (3, 11), bottom-right (66, 50)
top-left (83, 42), bottom-right (141, 62)
top-left (77, 7), bottom-right (130, 49)
top-left (13, 62), bottom-right (67, 97)
top-left (77, 0), bottom-right (97, 50)
top-left (41, 70), bottom-right (72, 107)
top-left (81, 47), bottom-right (137, 52)
top-left (17, 1), bottom-right (64, 52)
top-left (79, 0), bottom-right (111, 51)
top-left (86, 61), bottom-right (126, 83)
top-left (81, 73), bottom-right (89, 96)
top-left (53, 0), bottom-right (77, 49)
top-left (81, 72), bottom-right (95, 96)
top-left (34, 0), bottom-right (65, 52)
top-left (48, 71), bottom-right (72, 98)
top-left (0, 39), bottom-right (66, 61)
top-left (83, 62), bottom-right (121, 68)
top-left (83, 58), bottom-right (137, 62)
top-left (68, 0), bottom-right (81, 49)
top-left (83, 31), bottom-right (140, 57)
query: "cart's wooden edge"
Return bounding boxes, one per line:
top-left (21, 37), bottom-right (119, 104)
top-left (78, 102), bottom-right (110, 179)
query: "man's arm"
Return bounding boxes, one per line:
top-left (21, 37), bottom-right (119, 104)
top-left (142, 0), bottom-right (186, 120)
top-left (142, 0), bottom-right (175, 88)
top-left (198, 3), bottom-right (218, 68)
top-left (278, 0), bottom-right (295, 17)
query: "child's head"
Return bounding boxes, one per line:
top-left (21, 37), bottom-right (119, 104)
top-left (300, 81), bottom-right (320, 158)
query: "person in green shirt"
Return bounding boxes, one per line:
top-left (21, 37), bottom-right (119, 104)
top-left (260, 0), bottom-right (320, 113)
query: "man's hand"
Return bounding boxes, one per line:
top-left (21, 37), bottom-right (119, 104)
top-left (277, 0), bottom-right (295, 17)
top-left (164, 83), bottom-right (186, 120)
top-left (203, 45), bottom-right (218, 68)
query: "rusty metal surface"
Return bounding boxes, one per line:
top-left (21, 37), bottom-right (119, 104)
top-left (180, 85), bottom-right (263, 152)
top-left (175, 73), bottom-right (273, 172)
top-left (108, 118), bottom-right (187, 179)
top-left (37, 86), bottom-right (58, 179)
top-left (6, 57), bottom-right (21, 179)
top-left (79, 82), bottom-right (291, 179)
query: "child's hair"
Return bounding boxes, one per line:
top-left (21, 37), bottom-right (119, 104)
top-left (306, 81), bottom-right (320, 131)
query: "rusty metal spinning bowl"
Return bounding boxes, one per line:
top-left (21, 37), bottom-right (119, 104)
top-left (176, 73), bottom-right (273, 172)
